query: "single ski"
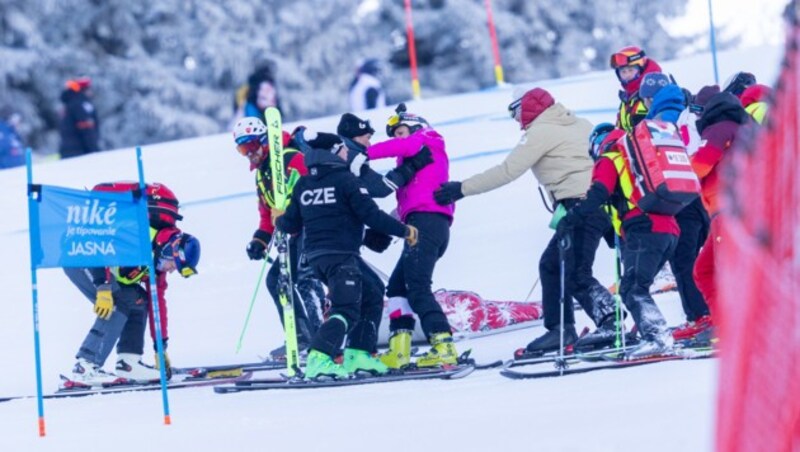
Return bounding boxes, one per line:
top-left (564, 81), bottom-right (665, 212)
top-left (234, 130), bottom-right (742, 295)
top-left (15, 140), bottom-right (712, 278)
top-left (265, 106), bottom-right (301, 378)
top-left (214, 365), bottom-right (474, 393)
top-left (500, 349), bottom-right (716, 380)
top-left (0, 372), bottom-right (253, 403)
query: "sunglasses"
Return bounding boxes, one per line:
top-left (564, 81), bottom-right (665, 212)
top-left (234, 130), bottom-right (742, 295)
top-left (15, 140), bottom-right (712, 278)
top-left (507, 98), bottom-right (522, 119)
top-left (609, 50), bottom-right (646, 69)
top-left (235, 136), bottom-right (262, 157)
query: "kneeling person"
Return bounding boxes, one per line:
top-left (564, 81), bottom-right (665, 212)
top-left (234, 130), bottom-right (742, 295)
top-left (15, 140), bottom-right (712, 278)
top-left (277, 132), bottom-right (418, 379)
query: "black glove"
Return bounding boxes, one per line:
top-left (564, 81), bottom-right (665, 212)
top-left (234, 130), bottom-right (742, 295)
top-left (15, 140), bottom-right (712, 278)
top-left (405, 146), bottom-right (434, 171)
top-left (363, 229), bottom-right (392, 253)
top-left (434, 181), bottom-right (464, 206)
top-left (246, 231), bottom-right (271, 260)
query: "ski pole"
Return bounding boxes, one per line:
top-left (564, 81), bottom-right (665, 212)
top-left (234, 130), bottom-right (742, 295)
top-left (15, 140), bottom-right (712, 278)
top-left (613, 232), bottom-right (625, 350)
top-left (556, 233), bottom-right (571, 374)
top-left (524, 276), bottom-right (540, 302)
top-left (235, 236), bottom-right (276, 353)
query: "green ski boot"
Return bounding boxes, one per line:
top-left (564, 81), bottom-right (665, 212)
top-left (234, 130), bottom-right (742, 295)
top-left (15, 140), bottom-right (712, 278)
top-left (305, 349), bottom-right (350, 380)
top-left (416, 332), bottom-right (458, 368)
top-left (343, 348), bottom-right (389, 375)
top-left (378, 329), bottom-right (413, 369)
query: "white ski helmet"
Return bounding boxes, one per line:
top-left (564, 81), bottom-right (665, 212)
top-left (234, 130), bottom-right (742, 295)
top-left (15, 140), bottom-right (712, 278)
top-left (233, 117), bottom-right (267, 144)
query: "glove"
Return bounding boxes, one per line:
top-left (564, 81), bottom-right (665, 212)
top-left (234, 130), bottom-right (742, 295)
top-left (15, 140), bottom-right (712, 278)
top-left (433, 181), bottom-right (464, 206)
top-left (405, 145), bottom-right (434, 171)
top-left (154, 352), bottom-right (173, 380)
top-left (93, 284), bottom-right (114, 320)
top-left (349, 152), bottom-right (368, 176)
top-left (246, 234), bottom-right (270, 260)
top-left (271, 207), bottom-right (285, 225)
top-left (363, 228), bottom-right (392, 253)
top-left (405, 225), bottom-right (419, 247)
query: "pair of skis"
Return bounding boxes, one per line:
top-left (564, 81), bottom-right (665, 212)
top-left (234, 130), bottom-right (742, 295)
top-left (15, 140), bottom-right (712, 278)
top-left (500, 345), bottom-right (717, 380)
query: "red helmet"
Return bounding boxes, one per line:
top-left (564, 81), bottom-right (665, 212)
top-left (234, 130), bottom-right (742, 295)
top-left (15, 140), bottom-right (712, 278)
top-left (609, 46), bottom-right (648, 70)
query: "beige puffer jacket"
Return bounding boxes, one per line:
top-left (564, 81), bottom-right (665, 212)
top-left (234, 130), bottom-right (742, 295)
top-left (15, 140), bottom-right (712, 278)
top-left (461, 102), bottom-right (594, 203)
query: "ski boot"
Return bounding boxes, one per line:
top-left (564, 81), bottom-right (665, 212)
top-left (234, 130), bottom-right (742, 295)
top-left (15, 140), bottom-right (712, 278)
top-left (305, 350), bottom-right (350, 380)
top-left (574, 317), bottom-right (622, 351)
top-left (378, 329), bottom-right (413, 369)
top-left (525, 326), bottom-right (578, 355)
top-left (66, 358), bottom-right (126, 388)
top-left (416, 332), bottom-right (458, 368)
top-left (343, 348), bottom-right (389, 376)
top-left (115, 353), bottom-right (162, 383)
top-left (625, 331), bottom-right (674, 360)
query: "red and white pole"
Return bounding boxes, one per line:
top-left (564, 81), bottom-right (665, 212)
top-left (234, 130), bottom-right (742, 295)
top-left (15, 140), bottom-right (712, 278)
top-left (403, 0), bottom-right (422, 99)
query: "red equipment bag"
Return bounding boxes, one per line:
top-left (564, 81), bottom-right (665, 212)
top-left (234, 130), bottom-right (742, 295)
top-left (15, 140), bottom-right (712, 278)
top-left (93, 181), bottom-right (182, 228)
top-left (621, 119), bottom-right (701, 215)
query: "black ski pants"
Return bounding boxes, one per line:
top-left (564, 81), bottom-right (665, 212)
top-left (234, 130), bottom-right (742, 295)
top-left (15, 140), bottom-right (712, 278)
top-left (670, 198), bottom-right (710, 321)
top-left (308, 254), bottom-right (385, 357)
top-left (541, 200), bottom-right (615, 331)
top-left (619, 225), bottom-right (677, 341)
top-left (386, 212), bottom-right (451, 338)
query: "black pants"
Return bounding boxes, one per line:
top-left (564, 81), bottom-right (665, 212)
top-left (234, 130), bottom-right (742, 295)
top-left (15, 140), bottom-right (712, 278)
top-left (266, 234), bottom-right (323, 344)
top-left (540, 202), bottom-right (615, 331)
top-left (670, 198), bottom-right (710, 321)
top-left (65, 267), bottom-right (148, 366)
top-left (308, 254), bottom-right (385, 357)
top-left (386, 212), bottom-right (451, 337)
top-left (619, 225), bottom-right (677, 341)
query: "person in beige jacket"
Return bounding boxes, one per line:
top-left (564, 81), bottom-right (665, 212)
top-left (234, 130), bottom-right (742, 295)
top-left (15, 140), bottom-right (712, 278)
top-left (434, 87), bottom-right (617, 356)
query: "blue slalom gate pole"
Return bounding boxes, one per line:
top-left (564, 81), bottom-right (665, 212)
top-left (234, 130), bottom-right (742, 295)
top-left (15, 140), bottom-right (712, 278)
top-left (25, 148), bottom-right (46, 437)
top-left (136, 147), bottom-right (172, 425)
top-left (708, 0), bottom-right (720, 84)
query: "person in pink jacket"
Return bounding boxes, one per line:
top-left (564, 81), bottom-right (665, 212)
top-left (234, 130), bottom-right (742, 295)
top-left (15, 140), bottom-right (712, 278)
top-left (364, 103), bottom-right (457, 369)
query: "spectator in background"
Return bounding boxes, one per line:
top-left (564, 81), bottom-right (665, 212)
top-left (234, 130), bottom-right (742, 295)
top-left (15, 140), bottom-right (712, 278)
top-left (232, 64), bottom-right (282, 127)
top-left (0, 107), bottom-right (25, 169)
top-left (59, 77), bottom-right (99, 159)
top-left (349, 58), bottom-right (386, 112)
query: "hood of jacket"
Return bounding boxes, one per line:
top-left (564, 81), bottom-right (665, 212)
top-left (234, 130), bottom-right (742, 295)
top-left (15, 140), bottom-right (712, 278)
top-left (696, 92), bottom-right (751, 134)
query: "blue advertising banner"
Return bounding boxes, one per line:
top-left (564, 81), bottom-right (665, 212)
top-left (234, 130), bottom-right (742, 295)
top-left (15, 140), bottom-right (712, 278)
top-left (29, 185), bottom-right (151, 268)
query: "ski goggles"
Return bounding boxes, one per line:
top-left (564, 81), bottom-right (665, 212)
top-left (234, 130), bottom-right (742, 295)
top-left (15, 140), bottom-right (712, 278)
top-left (235, 136), bottom-right (262, 157)
top-left (161, 234), bottom-right (198, 278)
top-left (507, 98), bottom-right (522, 119)
top-left (609, 50), bottom-right (646, 69)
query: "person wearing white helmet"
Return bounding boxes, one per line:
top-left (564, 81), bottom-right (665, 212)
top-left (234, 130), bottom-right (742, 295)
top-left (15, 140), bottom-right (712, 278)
top-left (232, 117), bottom-right (325, 360)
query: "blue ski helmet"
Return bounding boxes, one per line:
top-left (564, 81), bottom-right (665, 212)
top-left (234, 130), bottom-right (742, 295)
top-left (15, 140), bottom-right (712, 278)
top-left (161, 232), bottom-right (201, 278)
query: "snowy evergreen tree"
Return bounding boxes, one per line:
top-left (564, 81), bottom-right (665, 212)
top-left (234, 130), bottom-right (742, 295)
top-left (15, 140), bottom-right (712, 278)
top-left (0, 0), bottom-right (692, 153)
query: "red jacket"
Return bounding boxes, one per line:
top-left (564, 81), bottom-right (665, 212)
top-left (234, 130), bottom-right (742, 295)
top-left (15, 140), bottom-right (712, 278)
top-left (691, 93), bottom-right (751, 216)
top-left (590, 155), bottom-right (679, 236)
top-left (253, 131), bottom-right (308, 236)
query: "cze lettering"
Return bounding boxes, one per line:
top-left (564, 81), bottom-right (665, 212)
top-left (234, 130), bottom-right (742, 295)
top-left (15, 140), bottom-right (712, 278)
top-left (300, 187), bottom-right (336, 206)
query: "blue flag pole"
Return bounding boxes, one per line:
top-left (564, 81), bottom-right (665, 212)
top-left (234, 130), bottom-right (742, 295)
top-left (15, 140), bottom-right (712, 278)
top-left (136, 147), bottom-right (172, 425)
top-left (708, 0), bottom-right (720, 84)
top-left (25, 148), bottom-right (46, 437)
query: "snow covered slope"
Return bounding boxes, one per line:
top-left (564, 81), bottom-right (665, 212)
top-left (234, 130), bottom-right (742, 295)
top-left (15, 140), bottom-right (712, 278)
top-left (0, 45), bottom-right (781, 451)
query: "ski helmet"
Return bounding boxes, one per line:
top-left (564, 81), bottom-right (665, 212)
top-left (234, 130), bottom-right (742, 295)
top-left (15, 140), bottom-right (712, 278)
top-left (588, 123), bottom-right (616, 161)
top-left (233, 117), bottom-right (268, 169)
top-left (609, 46), bottom-right (648, 70)
top-left (722, 71), bottom-right (756, 97)
top-left (386, 103), bottom-right (429, 137)
top-left (160, 231), bottom-right (201, 278)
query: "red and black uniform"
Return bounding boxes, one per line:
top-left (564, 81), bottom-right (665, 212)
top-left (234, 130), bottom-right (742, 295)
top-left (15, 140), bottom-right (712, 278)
top-left (690, 92), bottom-right (752, 318)
top-left (563, 133), bottom-right (677, 342)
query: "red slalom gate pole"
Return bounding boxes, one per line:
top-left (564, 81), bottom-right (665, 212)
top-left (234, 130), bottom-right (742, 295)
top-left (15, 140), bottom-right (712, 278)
top-left (403, 0), bottom-right (421, 99)
top-left (484, 0), bottom-right (505, 85)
